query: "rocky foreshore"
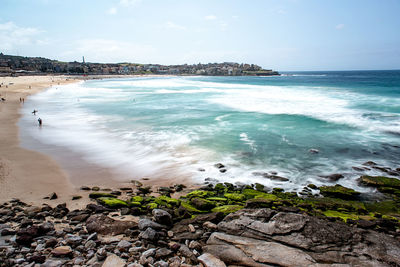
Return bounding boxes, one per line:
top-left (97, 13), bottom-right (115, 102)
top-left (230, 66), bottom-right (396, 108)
top-left (1, 172), bottom-right (400, 266)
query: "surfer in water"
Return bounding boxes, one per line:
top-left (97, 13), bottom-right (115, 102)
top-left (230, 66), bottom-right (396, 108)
top-left (38, 118), bottom-right (42, 126)
top-left (32, 109), bottom-right (38, 115)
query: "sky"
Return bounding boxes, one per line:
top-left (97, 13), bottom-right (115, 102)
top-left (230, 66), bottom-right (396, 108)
top-left (0, 0), bottom-right (399, 71)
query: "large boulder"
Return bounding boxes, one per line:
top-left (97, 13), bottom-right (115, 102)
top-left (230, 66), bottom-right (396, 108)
top-left (86, 214), bottom-right (137, 235)
top-left (204, 208), bottom-right (400, 267)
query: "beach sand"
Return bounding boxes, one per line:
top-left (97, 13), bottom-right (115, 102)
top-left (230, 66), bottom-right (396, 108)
top-left (0, 75), bottom-right (197, 209)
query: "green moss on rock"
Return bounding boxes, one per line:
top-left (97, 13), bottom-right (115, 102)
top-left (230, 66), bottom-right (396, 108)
top-left (224, 193), bottom-right (246, 202)
top-left (130, 196), bottom-right (144, 203)
top-left (186, 190), bottom-right (215, 199)
top-left (97, 197), bottom-right (129, 208)
top-left (360, 175), bottom-right (400, 189)
top-left (319, 184), bottom-right (360, 200)
top-left (190, 197), bottom-right (216, 210)
top-left (322, 210), bottom-right (360, 222)
top-left (365, 200), bottom-right (400, 215)
top-left (89, 192), bottom-right (115, 199)
top-left (155, 196), bottom-right (180, 208)
top-left (146, 203), bottom-right (158, 210)
top-left (207, 197), bottom-right (228, 203)
top-left (180, 201), bottom-right (207, 214)
top-left (211, 205), bottom-right (243, 215)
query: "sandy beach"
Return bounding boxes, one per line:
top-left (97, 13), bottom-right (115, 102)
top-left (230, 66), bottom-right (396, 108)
top-left (0, 75), bottom-right (196, 209)
top-left (0, 76), bottom-right (84, 207)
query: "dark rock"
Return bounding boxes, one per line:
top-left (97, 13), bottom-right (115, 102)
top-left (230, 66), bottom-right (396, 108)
top-left (72, 195), bottom-right (82, 200)
top-left (70, 213), bottom-right (89, 222)
top-left (86, 204), bottom-right (112, 213)
top-left (45, 237), bottom-right (58, 248)
top-left (357, 219), bottom-right (376, 229)
top-left (214, 163), bottom-right (225, 169)
top-left (1, 228), bottom-right (16, 236)
top-left (219, 168), bottom-right (227, 173)
top-left (16, 225), bottom-right (39, 246)
top-left (86, 214), bottom-right (137, 235)
top-left (319, 173), bottom-right (344, 182)
top-left (28, 255), bottom-right (46, 264)
top-left (363, 161), bottom-right (378, 166)
top-left (152, 209), bottom-right (173, 226)
top-left (80, 186), bottom-right (91, 190)
top-left (50, 192), bottom-right (58, 200)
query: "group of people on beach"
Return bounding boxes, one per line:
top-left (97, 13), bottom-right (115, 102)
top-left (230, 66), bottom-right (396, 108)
top-left (31, 109), bottom-right (42, 126)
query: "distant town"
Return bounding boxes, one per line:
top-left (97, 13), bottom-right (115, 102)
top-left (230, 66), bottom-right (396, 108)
top-left (0, 53), bottom-right (279, 76)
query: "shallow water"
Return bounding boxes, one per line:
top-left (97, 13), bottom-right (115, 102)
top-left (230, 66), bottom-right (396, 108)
top-left (19, 71), bottom-right (400, 191)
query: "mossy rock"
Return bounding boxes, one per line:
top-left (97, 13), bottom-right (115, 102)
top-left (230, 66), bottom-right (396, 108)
top-left (155, 196), bottom-right (180, 208)
top-left (130, 196), bottom-right (144, 203)
top-left (305, 197), bottom-right (366, 213)
top-left (319, 185), bottom-right (360, 200)
top-left (211, 205), bottom-right (243, 215)
top-left (254, 193), bottom-right (279, 201)
top-left (146, 203), bottom-right (158, 210)
top-left (89, 192), bottom-right (115, 199)
top-left (360, 175), bottom-right (400, 189)
top-left (180, 201), bottom-right (207, 214)
top-left (307, 184), bottom-right (318, 189)
top-left (207, 197), bottom-right (228, 203)
top-left (365, 201), bottom-right (400, 215)
top-left (224, 193), bottom-right (246, 202)
top-left (242, 189), bottom-right (278, 201)
top-left (97, 197), bottom-right (129, 208)
top-left (186, 190), bottom-right (215, 199)
top-left (214, 183), bottom-right (227, 193)
top-left (130, 201), bottom-right (142, 207)
top-left (245, 198), bottom-right (275, 209)
top-left (255, 183), bottom-right (265, 192)
top-left (322, 210), bottom-right (360, 222)
top-left (223, 182), bottom-right (235, 191)
top-left (190, 197), bottom-right (216, 210)
top-left (377, 187), bottom-right (400, 195)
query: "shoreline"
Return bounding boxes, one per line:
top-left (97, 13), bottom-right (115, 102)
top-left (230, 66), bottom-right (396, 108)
top-left (0, 75), bottom-right (197, 209)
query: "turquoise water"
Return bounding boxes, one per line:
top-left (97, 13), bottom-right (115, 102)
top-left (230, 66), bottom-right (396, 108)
top-left (20, 71), bottom-right (400, 191)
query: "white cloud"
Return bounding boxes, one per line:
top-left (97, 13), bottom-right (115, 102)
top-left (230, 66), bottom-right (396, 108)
top-left (204, 15), bottom-right (217, 20)
top-left (0, 22), bottom-right (45, 52)
top-left (119, 0), bottom-right (142, 7)
top-left (60, 39), bottom-right (156, 63)
top-left (336, 24), bottom-right (345, 30)
top-left (108, 7), bottom-right (118, 15)
top-left (165, 21), bottom-right (186, 30)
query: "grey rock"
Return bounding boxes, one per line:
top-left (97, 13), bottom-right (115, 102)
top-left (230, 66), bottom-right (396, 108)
top-left (198, 253), bottom-right (227, 267)
top-left (138, 227), bottom-right (158, 241)
top-left (213, 208), bottom-right (400, 266)
top-left (155, 247), bottom-right (173, 259)
top-left (154, 260), bottom-right (169, 267)
top-left (41, 259), bottom-right (64, 267)
top-left (205, 232), bottom-right (316, 266)
top-left (138, 218), bottom-right (166, 230)
top-left (85, 239), bottom-right (97, 250)
top-left (117, 240), bottom-right (132, 251)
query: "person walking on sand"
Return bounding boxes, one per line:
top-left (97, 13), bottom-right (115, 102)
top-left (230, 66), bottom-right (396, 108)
top-left (38, 118), bottom-right (42, 126)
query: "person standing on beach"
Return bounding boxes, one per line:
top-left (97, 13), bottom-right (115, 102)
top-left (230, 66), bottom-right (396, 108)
top-left (38, 118), bottom-right (42, 126)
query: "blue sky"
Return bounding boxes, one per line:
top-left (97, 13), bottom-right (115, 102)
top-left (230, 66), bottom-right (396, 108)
top-left (0, 0), bottom-right (399, 71)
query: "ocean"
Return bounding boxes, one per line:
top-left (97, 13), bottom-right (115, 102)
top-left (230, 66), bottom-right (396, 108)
top-left (19, 71), bottom-right (400, 192)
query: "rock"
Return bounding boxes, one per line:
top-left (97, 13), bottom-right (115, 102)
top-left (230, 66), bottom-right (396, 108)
top-left (203, 221), bottom-right (218, 230)
top-left (86, 203), bottom-right (112, 213)
top-left (45, 237), bottom-right (58, 248)
top-left (27, 254), bottom-right (46, 264)
top-left (363, 161), bottom-right (378, 166)
top-left (80, 186), bottom-right (91, 190)
top-left (253, 172), bottom-right (289, 181)
top-left (189, 240), bottom-right (202, 251)
top-left (152, 209), bottom-right (173, 225)
top-left (138, 227), bottom-right (158, 241)
top-left (359, 175), bottom-right (400, 189)
top-left (191, 197), bottom-right (216, 210)
top-left (52, 246), bottom-right (72, 257)
top-left (205, 232), bottom-right (316, 266)
top-left (155, 247), bottom-right (173, 259)
top-left (138, 218), bottom-right (166, 230)
top-left (66, 234), bottom-right (83, 247)
top-left (16, 225), bottom-right (39, 246)
top-left (319, 174), bottom-right (344, 182)
top-left (85, 239), bottom-right (97, 249)
top-left (154, 260), bottom-right (169, 267)
top-left (86, 214), bottom-right (137, 235)
top-left (42, 259), bottom-right (64, 267)
top-left (50, 192), bottom-right (58, 200)
top-left (102, 254), bottom-right (126, 267)
top-left (179, 245), bottom-right (198, 264)
top-left (117, 240), bottom-right (132, 251)
top-left (214, 163), bottom-right (225, 169)
top-left (188, 224), bottom-right (196, 232)
top-left (213, 208), bottom-right (400, 266)
top-left (1, 228), bottom-right (16, 236)
top-left (198, 253), bottom-right (227, 267)
top-left (318, 184), bottom-right (360, 200)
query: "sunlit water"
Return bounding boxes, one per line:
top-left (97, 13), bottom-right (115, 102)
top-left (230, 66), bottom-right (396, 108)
top-left (19, 71), bottom-right (400, 192)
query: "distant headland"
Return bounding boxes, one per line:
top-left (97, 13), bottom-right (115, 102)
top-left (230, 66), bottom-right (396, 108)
top-left (0, 53), bottom-right (279, 76)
